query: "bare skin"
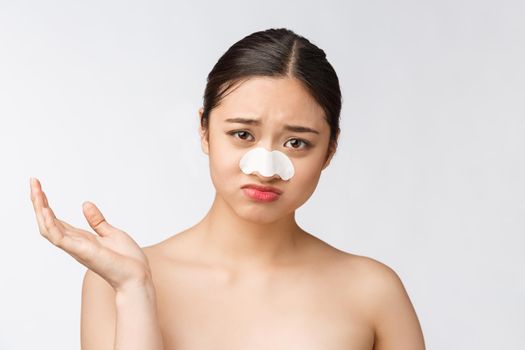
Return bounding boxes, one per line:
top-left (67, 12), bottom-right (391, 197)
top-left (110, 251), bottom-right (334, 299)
top-left (144, 223), bottom-right (376, 349)
top-left (142, 198), bottom-right (425, 350)
top-left (33, 76), bottom-right (425, 349)
top-left (30, 177), bottom-right (164, 350)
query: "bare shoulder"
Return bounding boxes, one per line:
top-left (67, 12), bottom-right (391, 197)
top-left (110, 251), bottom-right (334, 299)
top-left (302, 233), bottom-right (403, 284)
top-left (141, 243), bottom-right (158, 260)
top-left (300, 235), bottom-right (416, 307)
top-left (139, 230), bottom-right (194, 276)
top-left (341, 253), bottom-right (406, 293)
top-left (140, 230), bottom-right (189, 263)
top-left (318, 248), bottom-right (409, 301)
top-left (337, 253), bottom-right (426, 350)
top-left (80, 268), bottom-right (117, 349)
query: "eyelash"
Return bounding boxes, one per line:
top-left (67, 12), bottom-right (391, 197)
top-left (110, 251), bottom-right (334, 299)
top-left (227, 130), bottom-right (311, 150)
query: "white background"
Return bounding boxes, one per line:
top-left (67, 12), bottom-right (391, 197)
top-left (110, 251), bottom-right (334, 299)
top-left (1, 0), bottom-right (523, 348)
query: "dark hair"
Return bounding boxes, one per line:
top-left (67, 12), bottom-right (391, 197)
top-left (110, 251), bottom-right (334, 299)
top-left (201, 27), bottom-right (342, 160)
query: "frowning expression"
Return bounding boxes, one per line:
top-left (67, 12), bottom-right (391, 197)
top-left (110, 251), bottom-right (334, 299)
top-left (199, 76), bottom-right (336, 223)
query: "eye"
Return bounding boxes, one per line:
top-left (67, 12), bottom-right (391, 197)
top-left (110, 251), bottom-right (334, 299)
top-left (227, 130), bottom-right (311, 150)
top-left (284, 138), bottom-right (311, 150)
top-left (228, 130), bottom-right (254, 141)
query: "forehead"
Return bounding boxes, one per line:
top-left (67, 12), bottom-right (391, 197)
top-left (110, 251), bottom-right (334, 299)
top-left (212, 76), bottom-right (327, 128)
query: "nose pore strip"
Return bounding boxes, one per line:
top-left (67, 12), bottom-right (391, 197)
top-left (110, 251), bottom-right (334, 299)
top-left (239, 147), bottom-right (295, 181)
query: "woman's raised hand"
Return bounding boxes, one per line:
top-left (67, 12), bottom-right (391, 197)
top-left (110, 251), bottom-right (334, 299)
top-left (30, 177), bottom-right (152, 292)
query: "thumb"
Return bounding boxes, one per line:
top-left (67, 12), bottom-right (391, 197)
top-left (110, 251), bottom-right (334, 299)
top-left (82, 201), bottom-right (115, 237)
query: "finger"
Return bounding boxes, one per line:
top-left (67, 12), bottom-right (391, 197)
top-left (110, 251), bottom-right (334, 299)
top-left (42, 190), bottom-right (49, 207)
top-left (32, 177), bottom-right (43, 195)
top-left (42, 207), bottom-right (96, 261)
top-left (43, 207), bottom-right (119, 273)
top-left (30, 178), bottom-right (48, 236)
top-left (41, 206), bottom-right (65, 245)
top-left (56, 219), bottom-right (92, 240)
top-left (29, 177), bottom-right (36, 200)
top-left (42, 191), bottom-right (90, 235)
top-left (31, 179), bottom-right (88, 243)
top-left (82, 201), bottom-right (114, 237)
top-left (34, 181), bottom-right (68, 231)
top-left (29, 177), bottom-right (34, 201)
top-left (44, 203), bottom-right (86, 239)
top-left (43, 207), bottom-right (84, 250)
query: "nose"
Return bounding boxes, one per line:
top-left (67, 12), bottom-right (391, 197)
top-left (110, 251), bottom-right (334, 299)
top-left (239, 145), bottom-right (295, 181)
top-left (252, 171), bottom-right (282, 183)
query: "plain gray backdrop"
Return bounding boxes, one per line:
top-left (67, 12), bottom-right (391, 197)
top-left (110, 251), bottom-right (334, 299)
top-left (1, 0), bottom-right (523, 348)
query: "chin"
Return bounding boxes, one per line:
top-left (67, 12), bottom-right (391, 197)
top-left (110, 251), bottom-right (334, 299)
top-left (234, 200), bottom-right (294, 225)
top-left (238, 209), bottom-right (287, 225)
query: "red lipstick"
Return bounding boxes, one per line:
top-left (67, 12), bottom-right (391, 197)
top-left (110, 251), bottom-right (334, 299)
top-left (241, 184), bottom-right (282, 202)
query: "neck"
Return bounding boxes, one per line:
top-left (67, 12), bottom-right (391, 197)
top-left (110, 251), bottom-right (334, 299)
top-left (194, 192), bottom-right (304, 271)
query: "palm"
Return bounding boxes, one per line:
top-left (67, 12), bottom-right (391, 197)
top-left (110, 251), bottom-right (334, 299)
top-left (30, 178), bottom-right (151, 291)
top-left (69, 223), bottom-right (150, 287)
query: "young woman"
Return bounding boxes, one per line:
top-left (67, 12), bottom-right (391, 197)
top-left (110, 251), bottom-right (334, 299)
top-left (30, 28), bottom-right (426, 350)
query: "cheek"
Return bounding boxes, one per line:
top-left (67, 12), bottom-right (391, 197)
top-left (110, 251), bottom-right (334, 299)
top-left (208, 146), bottom-right (243, 191)
top-left (291, 162), bottom-right (321, 190)
top-left (285, 158), bottom-right (324, 202)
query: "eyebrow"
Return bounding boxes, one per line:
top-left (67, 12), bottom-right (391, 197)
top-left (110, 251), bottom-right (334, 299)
top-left (224, 117), bottom-right (320, 135)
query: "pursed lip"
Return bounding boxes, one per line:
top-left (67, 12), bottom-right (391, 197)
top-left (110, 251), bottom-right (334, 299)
top-left (241, 183), bottom-right (283, 195)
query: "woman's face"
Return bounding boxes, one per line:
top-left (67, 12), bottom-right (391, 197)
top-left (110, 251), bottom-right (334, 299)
top-left (199, 76), bottom-right (337, 224)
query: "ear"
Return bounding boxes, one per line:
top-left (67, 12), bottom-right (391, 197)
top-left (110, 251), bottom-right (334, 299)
top-left (198, 107), bottom-right (209, 155)
top-left (322, 145), bottom-right (335, 170)
top-left (322, 130), bottom-right (340, 170)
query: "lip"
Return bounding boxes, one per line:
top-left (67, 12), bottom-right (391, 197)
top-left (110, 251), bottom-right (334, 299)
top-left (241, 183), bottom-right (283, 195)
top-left (242, 188), bottom-right (281, 202)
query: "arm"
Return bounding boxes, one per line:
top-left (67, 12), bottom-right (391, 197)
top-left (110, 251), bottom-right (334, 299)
top-left (81, 269), bottom-right (164, 350)
top-left (365, 261), bottom-right (426, 350)
top-left (29, 177), bottom-right (163, 350)
top-left (114, 277), bottom-right (164, 350)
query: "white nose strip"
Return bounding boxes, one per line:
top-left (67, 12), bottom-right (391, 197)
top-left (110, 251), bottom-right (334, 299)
top-left (239, 147), bottom-right (295, 181)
